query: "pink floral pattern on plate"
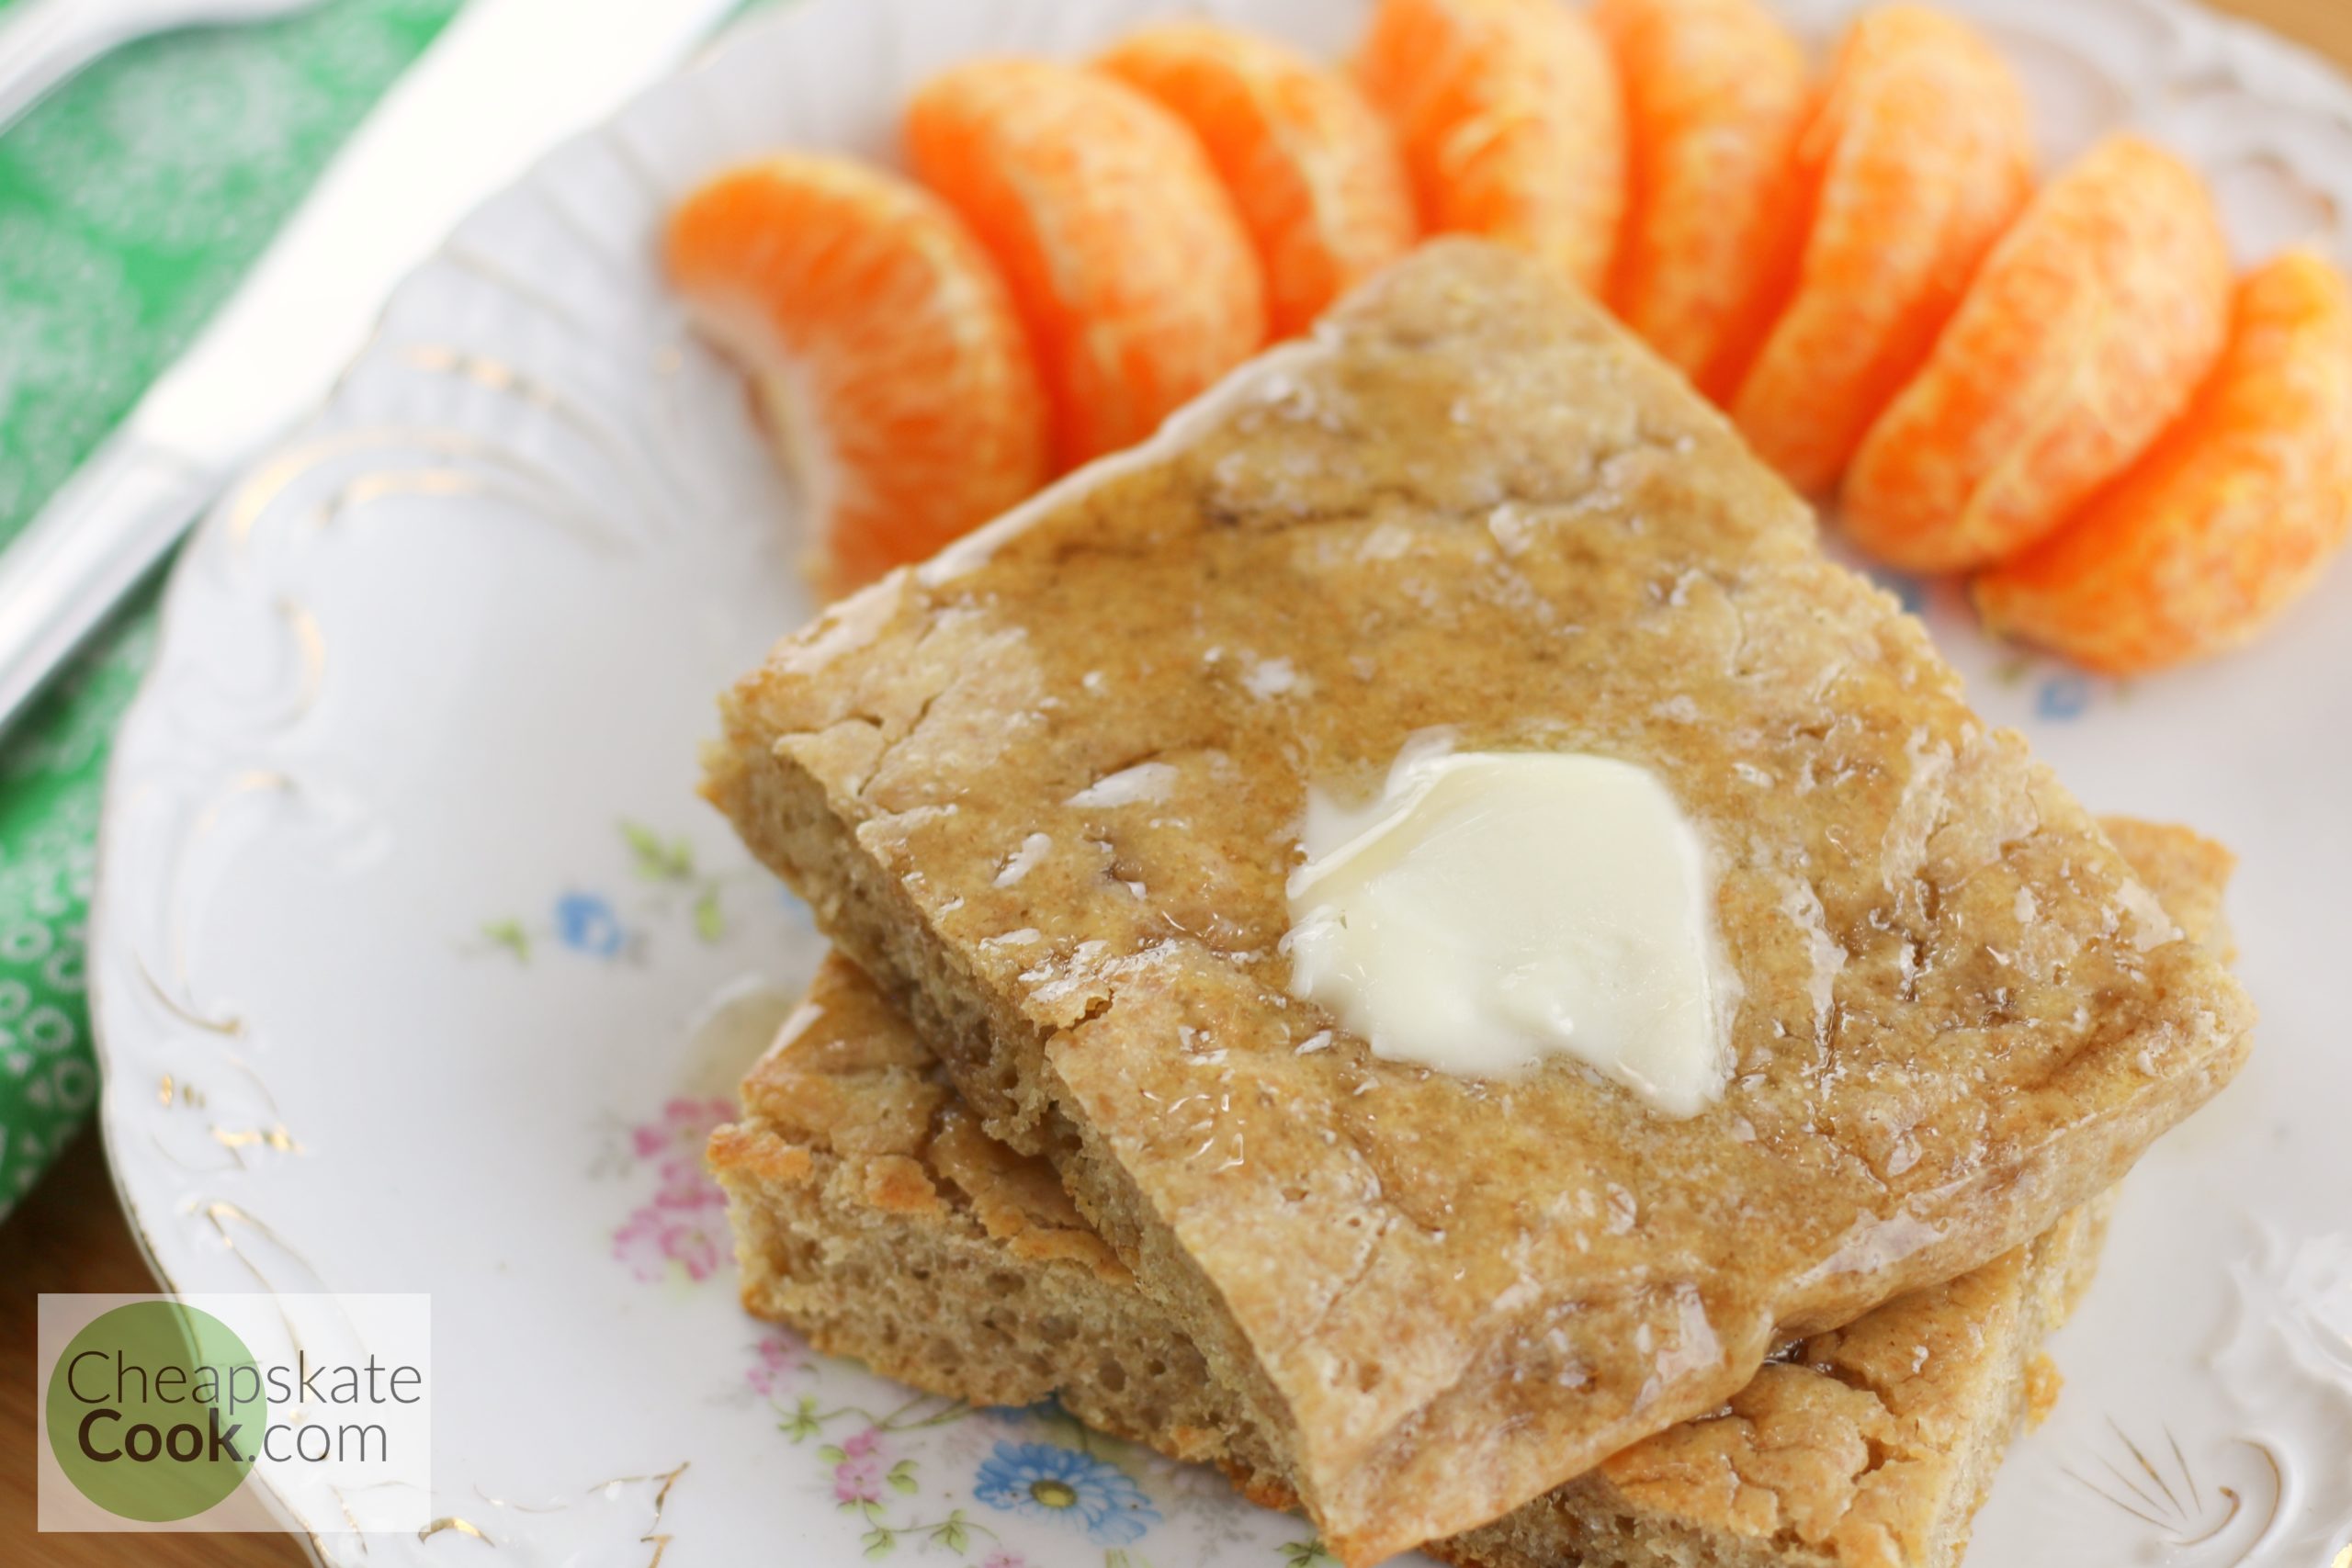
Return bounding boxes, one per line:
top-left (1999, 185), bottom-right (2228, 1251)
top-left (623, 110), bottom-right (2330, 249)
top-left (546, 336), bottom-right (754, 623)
top-left (611, 1095), bottom-right (734, 1283)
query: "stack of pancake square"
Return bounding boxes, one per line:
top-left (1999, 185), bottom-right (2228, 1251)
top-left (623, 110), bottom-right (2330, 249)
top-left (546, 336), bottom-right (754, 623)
top-left (700, 242), bottom-right (2254, 1568)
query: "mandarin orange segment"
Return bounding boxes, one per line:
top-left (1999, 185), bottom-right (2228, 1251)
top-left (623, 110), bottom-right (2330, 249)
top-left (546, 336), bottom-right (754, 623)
top-left (1593, 0), bottom-right (1810, 399)
top-left (664, 153), bottom-right (1049, 592)
top-left (906, 59), bottom-right (1267, 471)
top-left (1844, 135), bottom-right (2233, 573)
top-left (1356, 0), bottom-right (1626, 295)
top-left (1097, 22), bottom-right (1417, 340)
top-left (1974, 250), bottom-right (2352, 673)
top-left (1728, 5), bottom-right (2032, 495)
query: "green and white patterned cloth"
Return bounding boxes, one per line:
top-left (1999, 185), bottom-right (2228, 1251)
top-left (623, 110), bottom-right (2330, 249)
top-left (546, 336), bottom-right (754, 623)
top-left (0, 0), bottom-right (462, 1218)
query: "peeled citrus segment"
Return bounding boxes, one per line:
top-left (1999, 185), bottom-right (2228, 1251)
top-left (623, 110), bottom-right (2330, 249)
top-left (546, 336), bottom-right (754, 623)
top-left (1974, 250), bottom-right (2352, 673)
top-left (1729, 4), bottom-right (2032, 495)
top-left (1845, 135), bottom-right (2233, 573)
top-left (906, 58), bottom-right (1268, 472)
top-left (1356, 0), bottom-right (1626, 296)
top-left (1096, 22), bottom-right (1416, 340)
top-left (1593, 0), bottom-right (1809, 399)
top-left (664, 154), bottom-right (1049, 592)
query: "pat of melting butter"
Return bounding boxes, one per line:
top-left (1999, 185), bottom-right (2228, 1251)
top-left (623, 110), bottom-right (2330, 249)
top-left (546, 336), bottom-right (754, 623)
top-left (1283, 744), bottom-right (1732, 1115)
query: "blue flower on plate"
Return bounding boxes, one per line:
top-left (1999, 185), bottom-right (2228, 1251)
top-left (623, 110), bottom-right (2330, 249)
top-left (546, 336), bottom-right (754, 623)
top-left (2036, 672), bottom-right (2094, 721)
top-left (1868, 566), bottom-right (1928, 615)
top-left (972, 1441), bottom-right (1159, 1545)
top-left (554, 892), bottom-right (625, 957)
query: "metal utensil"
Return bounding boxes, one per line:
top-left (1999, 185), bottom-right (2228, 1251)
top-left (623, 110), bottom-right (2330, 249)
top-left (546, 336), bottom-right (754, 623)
top-left (0, 0), bottom-right (736, 732)
top-left (0, 0), bottom-right (325, 133)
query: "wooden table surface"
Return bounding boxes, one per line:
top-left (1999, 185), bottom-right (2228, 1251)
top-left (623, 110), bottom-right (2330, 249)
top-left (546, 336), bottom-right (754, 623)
top-left (5, 3), bottom-right (2346, 1562)
top-left (2210, 0), bottom-right (2352, 64)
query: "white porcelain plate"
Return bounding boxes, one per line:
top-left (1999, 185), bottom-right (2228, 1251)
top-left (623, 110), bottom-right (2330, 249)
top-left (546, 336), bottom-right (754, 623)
top-left (93, 1), bottom-right (2352, 1563)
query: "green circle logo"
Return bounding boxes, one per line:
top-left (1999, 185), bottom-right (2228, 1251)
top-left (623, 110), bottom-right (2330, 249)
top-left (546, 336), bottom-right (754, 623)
top-left (46, 1302), bottom-right (266, 1521)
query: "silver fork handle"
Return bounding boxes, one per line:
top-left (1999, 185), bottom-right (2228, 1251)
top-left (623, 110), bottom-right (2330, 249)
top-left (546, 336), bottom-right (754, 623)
top-left (0, 434), bottom-right (217, 730)
top-left (0, 0), bottom-right (141, 132)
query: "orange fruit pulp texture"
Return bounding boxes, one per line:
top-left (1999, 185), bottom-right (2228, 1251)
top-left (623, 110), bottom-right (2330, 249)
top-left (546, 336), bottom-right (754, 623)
top-left (663, 154), bottom-right (1049, 594)
top-left (1843, 135), bottom-right (2233, 573)
top-left (1097, 22), bottom-right (1417, 341)
top-left (1729, 4), bottom-right (2032, 496)
top-left (1592, 0), bottom-right (1810, 400)
top-left (1974, 249), bottom-right (2352, 674)
top-left (906, 58), bottom-right (1268, 473)
top-left (1356, 0), bottom-right (1627, 297)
